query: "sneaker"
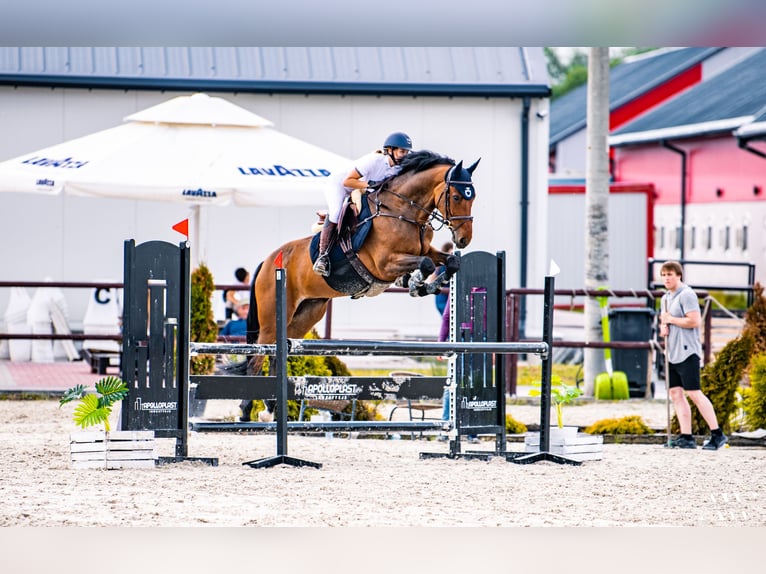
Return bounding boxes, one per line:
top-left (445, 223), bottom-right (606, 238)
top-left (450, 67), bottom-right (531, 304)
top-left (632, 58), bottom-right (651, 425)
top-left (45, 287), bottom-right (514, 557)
top-left (667, 435), bottom-right (697, 449)
top-left (702, 433), bottom-right (729, 450)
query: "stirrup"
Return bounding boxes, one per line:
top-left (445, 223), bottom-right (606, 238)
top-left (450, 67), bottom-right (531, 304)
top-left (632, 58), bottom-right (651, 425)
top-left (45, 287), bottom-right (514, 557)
top-left (313, 255), bottom-right (330, 277)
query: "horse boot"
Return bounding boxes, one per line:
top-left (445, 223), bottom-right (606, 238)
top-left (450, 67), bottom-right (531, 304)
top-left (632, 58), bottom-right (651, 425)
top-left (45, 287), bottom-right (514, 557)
top-left (313, 221), bottom-right (337, 277)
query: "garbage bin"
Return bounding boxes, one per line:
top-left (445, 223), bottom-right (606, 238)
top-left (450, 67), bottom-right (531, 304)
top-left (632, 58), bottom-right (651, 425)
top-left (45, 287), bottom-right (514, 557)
top-left (609, 308), bottom-right (655, 398)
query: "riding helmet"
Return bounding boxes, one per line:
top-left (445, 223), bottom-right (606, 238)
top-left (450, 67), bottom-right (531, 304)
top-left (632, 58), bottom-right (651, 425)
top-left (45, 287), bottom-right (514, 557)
top-left (383, 132), bottom-right (413, 150)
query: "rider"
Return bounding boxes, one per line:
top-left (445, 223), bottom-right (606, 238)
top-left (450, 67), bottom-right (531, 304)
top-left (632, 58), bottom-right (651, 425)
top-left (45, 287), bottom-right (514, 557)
top-left (313, 131), bottom-right (413, 277)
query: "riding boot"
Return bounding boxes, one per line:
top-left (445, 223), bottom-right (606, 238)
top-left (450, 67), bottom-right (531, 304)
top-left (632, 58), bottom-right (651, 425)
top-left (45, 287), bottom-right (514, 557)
top-left (313, 221), bottom-right (337, 277)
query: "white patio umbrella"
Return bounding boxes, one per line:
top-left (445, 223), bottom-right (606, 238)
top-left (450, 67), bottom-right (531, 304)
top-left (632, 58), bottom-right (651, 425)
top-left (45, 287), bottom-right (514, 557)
top-left (0, 92), bottom-right (351, 263)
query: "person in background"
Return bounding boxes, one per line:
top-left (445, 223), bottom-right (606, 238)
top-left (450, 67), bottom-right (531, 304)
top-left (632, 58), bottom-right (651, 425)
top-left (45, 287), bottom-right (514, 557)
top-left (223, 267), bottom-right (250, 320)
top-left (220, 301), bottom-right (249, 338)
top-left (659, 260), bottom-right (728, 450)
top-left (313, 132), bottom-right (413, 277)
top-left (432, 241), bottom-right (454, 317)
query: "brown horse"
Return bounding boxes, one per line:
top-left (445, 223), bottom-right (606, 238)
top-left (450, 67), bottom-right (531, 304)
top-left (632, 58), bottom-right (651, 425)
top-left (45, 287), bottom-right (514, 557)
top-left (245, 150), bottom-right (479, 375)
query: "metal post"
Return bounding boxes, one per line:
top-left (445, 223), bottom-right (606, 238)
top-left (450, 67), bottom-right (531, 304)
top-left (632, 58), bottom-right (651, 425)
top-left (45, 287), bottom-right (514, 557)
top-left (243, 262), bottom-right (321, 469)
top-left (508, 274), bottom-right (581, 465)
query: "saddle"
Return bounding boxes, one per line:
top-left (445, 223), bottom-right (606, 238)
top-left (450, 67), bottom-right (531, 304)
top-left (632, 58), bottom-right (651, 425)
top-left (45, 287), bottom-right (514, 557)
top-left (309, 193), bottom-right (387, 297)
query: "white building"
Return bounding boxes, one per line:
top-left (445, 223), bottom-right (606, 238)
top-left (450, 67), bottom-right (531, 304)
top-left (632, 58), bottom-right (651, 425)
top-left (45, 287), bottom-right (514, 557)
top-left (0, 47), bottom-right (551, 340)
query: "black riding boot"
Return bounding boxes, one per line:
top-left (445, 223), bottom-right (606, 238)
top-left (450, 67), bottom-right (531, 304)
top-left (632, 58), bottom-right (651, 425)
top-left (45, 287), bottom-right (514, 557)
top-left (313, 221), bottom-right (337, 277)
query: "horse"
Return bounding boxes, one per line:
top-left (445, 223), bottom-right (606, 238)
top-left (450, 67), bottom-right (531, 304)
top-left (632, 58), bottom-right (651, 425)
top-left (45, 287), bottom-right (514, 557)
top-left (240, 150), bottom-right (479, 418)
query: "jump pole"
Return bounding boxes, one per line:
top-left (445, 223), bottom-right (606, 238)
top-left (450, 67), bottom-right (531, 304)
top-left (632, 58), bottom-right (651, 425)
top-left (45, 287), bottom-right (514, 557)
top-left (506, 274), bottom-right (580, 465)
top-left (242, 257), bottom-right (322, 469)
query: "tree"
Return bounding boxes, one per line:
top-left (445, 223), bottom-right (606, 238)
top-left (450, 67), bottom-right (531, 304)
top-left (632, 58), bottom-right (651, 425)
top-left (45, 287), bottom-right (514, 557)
top-left (545, 47), bottom-right (658, 100)
top-left (545, 48), bottom-right (589, 100)
top-left (583, 48), bottom-right (611, 397)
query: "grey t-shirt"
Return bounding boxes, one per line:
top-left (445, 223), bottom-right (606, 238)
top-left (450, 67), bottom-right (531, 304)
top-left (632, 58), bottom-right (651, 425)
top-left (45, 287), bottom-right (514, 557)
top-left (662, 283), bottom-right (702, 364)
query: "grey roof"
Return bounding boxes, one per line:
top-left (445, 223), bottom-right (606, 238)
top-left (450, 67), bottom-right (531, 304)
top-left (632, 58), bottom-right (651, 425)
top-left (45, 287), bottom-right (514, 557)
top-left (0, 47), bottom-right (550, 97)
top-left (611, 48), bottom-right (766, 144)
top-left (550, 47), bottom-right (721, 146)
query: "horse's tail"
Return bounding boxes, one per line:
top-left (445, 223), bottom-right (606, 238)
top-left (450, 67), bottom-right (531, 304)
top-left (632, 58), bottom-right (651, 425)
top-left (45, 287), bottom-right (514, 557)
top-left (246, 261), bottom-right (263, 344)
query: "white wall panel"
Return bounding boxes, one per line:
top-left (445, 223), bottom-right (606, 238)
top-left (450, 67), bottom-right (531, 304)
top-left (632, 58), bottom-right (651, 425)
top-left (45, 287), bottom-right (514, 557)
top-left (0, 86), bottom-right (549, 339)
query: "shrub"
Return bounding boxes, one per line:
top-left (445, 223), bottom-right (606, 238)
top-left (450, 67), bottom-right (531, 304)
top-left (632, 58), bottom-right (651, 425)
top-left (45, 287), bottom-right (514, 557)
top-left (683, 332), bottom-right (752, 434)
top-left (190, 263), bottom-right (218, 375)
top-left (743, 352), bottom-right (766, 430)
top-left (248, 330), bottom-right (378, 422)
top-left (743, 282), bottom-right (766, 356)
top-left (505, 413), bottom-right (527, 434)
top-left (584, 415), bottom-right (653, 435)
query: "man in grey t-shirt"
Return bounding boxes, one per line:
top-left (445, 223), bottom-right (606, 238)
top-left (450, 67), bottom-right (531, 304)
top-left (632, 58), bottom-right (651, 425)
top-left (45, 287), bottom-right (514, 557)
top-left (659, 260), bottom-right (728, 450)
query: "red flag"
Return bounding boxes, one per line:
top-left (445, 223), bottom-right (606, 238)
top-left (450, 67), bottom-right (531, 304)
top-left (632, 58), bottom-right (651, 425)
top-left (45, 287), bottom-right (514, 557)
top-left (274, 250), bottom-right (283, 268)
top-left (172, 218), bottom-right (189, 237)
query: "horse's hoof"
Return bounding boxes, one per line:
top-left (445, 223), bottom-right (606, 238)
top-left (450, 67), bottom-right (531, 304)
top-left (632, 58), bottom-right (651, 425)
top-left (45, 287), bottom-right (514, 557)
top-left (419, 257), bottom-right (435, 277)
top-left (258, 410), bottom-right (274, 423)
top-left (445, 255), bottom-right (460, 273)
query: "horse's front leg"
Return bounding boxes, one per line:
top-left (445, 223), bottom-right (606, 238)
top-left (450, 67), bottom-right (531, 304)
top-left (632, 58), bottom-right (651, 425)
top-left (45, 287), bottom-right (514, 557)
top-left (422, 252), bottom-right (460, 295)
top-left (388, 254), bottom-right (437, 297)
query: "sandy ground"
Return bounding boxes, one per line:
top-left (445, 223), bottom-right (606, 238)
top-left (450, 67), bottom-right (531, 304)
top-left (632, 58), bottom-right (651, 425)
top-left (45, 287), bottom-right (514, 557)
top-left (2, 398), bottom-right (764, 529)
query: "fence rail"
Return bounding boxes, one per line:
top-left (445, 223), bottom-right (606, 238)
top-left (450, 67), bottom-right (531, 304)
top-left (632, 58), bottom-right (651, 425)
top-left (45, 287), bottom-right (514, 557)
top-left (0, 280), bottom-right (743, 395)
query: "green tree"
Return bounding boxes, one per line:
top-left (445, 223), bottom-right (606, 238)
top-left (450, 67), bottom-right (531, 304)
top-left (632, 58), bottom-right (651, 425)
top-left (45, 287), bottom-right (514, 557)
top-left (545, 47), bottom-right (659, 100)
top-left (190, 263), bottom-right (218, 375)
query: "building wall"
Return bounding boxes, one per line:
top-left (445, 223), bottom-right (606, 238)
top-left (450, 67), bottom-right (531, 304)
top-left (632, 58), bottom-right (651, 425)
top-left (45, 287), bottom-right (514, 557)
top-left (614, 137), bottom-right (765, 286)
top-left (0, 86), bottom-right (550, 338)
top-left (548, 187), bottom-right (651, 295)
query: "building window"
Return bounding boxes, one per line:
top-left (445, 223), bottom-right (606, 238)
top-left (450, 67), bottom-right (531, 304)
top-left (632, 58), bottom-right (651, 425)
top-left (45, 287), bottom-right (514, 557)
top-left (741, 225), bottom-right (748, 251)
top-left (705, 226), bottom-right (713, 251)
top-left (722, 226), bottom-right (731, 251)
top-left (690, 226), bottom-right (697, 250)
top-left (659, 226), bottom-right (665, 249)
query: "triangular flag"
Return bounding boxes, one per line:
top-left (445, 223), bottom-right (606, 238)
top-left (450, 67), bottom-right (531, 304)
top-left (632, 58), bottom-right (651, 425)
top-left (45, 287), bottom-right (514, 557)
top-left (549, 259), bottom-right (561, 277)
top-left (274, 251), bottom-right (284, 268)
top-left (172, 218), bottom-right (189, 237)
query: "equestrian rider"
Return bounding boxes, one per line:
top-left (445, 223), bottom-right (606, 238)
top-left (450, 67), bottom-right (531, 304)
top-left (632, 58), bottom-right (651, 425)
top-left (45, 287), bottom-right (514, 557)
top-left (313, 132), bottom-right (413, 277)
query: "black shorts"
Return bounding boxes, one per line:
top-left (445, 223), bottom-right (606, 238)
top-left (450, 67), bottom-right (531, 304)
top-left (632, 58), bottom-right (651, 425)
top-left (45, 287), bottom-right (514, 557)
top-left (668, 354), bottom-right (701, 391)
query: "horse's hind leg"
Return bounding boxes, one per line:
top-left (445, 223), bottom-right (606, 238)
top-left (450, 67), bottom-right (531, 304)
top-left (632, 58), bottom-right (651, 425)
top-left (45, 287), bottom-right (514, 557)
top-left (241, 299), bottom-right (330, 422)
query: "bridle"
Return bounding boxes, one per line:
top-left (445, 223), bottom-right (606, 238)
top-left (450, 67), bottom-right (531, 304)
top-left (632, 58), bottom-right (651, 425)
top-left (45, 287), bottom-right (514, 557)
top-left (362, 163), bottom-right (474, 231)
top-left (431, 163), bottom-right (475, 232)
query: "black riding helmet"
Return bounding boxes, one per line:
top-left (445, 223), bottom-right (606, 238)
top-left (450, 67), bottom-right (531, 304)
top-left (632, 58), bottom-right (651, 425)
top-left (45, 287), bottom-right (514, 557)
top-left (383, 132), bottom-right (413, 164)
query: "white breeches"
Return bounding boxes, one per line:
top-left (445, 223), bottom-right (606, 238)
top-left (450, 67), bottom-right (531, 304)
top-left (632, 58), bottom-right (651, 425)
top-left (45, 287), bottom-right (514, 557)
top-left (323, 184), bottom-right (349, 224)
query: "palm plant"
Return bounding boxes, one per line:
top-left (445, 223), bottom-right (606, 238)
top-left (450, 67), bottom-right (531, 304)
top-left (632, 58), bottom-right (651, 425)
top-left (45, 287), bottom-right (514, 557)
top-left (59, 376), bottom-right (129, 431)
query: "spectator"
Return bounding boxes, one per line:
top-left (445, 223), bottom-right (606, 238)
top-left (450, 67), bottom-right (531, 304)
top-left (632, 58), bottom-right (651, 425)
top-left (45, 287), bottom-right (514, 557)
top-left (223, 267), bottom-right (250, 320)
top-left (220, 301), bottom-right (248, 338)
top-left (432, 241), bottom-right (454, 316)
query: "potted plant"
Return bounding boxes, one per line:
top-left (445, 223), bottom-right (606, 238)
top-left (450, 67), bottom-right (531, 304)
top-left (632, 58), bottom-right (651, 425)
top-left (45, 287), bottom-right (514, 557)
top-left (529, 376), bottom-right (583, 438)
top-left (60, 376), bottom-right (156, 469)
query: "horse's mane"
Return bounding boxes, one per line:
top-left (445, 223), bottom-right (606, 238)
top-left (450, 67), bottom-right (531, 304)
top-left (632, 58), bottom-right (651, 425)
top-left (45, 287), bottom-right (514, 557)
top-left (396, 150), bottom-right (455, 177)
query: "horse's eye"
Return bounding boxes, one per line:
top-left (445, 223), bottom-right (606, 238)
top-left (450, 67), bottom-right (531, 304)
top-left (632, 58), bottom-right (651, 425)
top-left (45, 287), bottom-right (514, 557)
top-left (452, 194), bottom-right (461, 202)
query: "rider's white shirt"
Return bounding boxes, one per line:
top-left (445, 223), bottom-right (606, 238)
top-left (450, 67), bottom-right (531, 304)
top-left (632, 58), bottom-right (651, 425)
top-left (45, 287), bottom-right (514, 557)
top-left (343, 151), bottom-right (399, 190)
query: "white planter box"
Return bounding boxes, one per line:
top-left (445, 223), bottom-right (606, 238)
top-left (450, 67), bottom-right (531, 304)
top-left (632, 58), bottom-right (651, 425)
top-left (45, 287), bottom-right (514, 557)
top-left (70, 430), bottom-right (156, 469)
top-left (524, 429), bottom-right (604, 462)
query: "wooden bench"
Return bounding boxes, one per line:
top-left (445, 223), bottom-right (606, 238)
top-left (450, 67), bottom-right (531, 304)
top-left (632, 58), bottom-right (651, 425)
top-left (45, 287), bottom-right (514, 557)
top-left (81, 349), bottom-right (121, 375)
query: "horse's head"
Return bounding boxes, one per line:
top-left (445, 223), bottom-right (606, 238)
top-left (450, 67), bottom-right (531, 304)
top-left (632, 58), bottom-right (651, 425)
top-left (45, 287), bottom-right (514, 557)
top-left (438, 158), bottom-right (480, 248)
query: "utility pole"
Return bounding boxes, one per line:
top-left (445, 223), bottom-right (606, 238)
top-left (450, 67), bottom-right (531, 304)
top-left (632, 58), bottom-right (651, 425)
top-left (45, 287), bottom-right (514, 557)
top-left (583, 47), bottom-right (610, 396)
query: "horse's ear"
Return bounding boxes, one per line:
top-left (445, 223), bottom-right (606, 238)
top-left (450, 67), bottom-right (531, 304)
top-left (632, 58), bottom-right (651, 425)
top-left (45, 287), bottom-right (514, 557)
top-left (454, 160), bottom-right (464, 173)
top-left (467, 158), bottom-right (481, 174)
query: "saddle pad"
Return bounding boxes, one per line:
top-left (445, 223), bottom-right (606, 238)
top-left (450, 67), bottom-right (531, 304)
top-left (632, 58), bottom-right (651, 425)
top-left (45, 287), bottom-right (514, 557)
top-left (309, 194), bottom-right (376, 295)
top-left (309, 193), bottom-right (374, 264)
